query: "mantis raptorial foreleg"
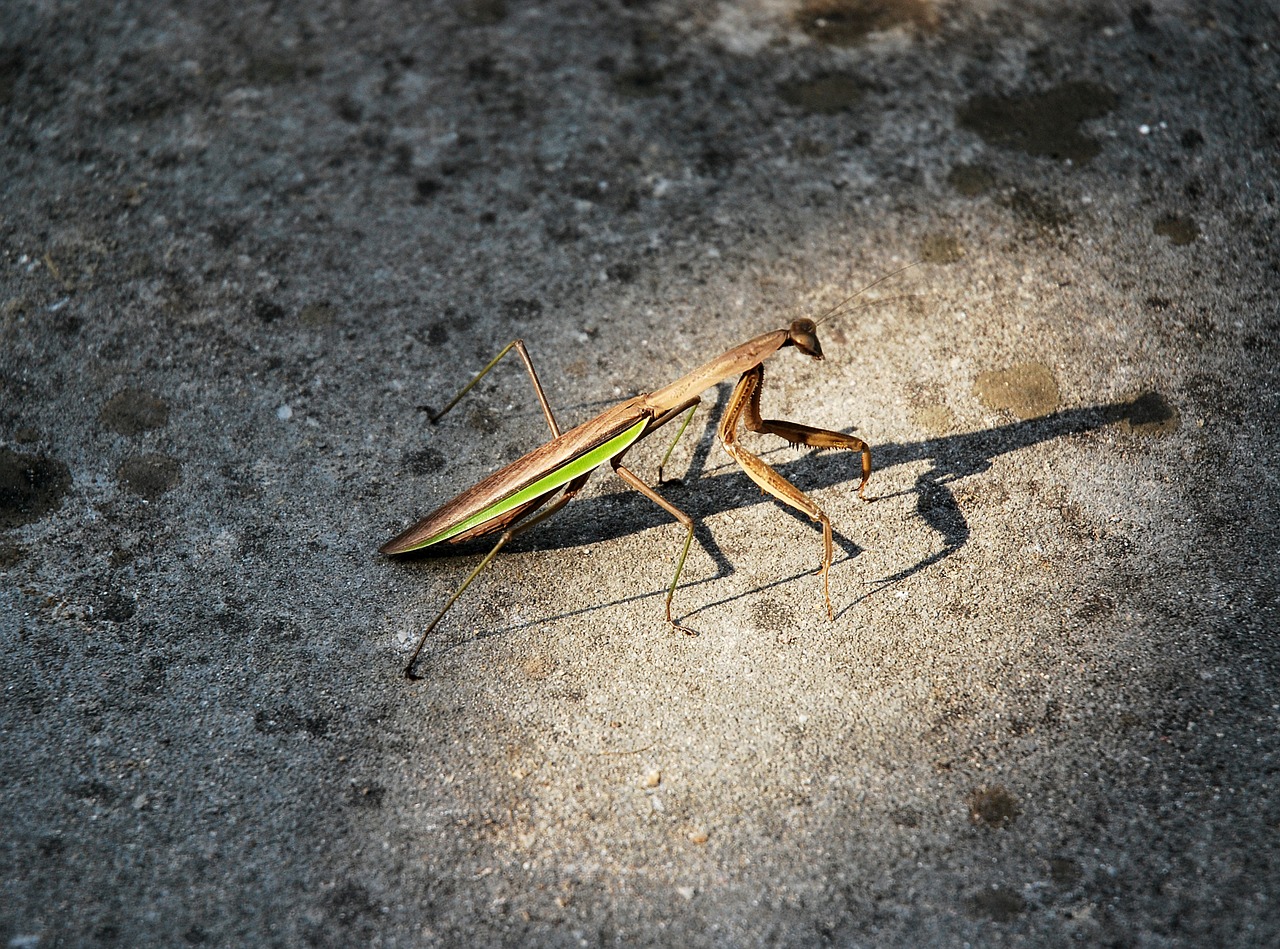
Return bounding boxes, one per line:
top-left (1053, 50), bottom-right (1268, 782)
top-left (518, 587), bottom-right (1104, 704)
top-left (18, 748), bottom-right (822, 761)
top-left (717, 364), bottom-right (872, 620)
top-left (429, 339), bottom-right (562, 437)
top-left (741, 371), bottom-right (871, 503)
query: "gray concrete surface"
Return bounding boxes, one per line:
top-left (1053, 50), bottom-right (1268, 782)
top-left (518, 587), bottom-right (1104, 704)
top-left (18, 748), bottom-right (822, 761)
top-left (2, 0), bottom-right (1278, 945)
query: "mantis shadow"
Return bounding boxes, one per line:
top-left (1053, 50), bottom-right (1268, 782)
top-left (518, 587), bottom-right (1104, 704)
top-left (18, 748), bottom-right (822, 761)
top-left (388, 392), bottom-right (1163, 653)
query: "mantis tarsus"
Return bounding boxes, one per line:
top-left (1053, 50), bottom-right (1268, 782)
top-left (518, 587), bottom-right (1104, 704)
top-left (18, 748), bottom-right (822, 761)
top-left (383, 280), bottom-right (898, 678)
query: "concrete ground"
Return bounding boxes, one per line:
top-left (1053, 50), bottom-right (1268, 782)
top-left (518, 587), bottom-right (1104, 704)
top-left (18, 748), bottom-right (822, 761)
top-left (2, 0), bottom-right (1278, 945)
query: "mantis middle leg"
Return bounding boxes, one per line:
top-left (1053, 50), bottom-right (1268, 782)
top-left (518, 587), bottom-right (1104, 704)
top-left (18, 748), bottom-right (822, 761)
top-left (609, 398), bottom-right (703, 633)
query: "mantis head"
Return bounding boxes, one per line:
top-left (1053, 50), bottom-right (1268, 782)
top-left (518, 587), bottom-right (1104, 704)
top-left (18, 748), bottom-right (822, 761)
top-left (787, 318), bottom-right (823, 360)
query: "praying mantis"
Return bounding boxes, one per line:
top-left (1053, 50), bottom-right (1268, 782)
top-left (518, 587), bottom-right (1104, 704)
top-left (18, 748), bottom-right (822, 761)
top-left (383, 276), bottom-right (901, 678)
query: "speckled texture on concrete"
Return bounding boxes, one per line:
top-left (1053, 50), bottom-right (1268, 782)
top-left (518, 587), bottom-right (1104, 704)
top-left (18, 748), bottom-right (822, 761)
top-left (2, 1), bottom-right (1278, 946)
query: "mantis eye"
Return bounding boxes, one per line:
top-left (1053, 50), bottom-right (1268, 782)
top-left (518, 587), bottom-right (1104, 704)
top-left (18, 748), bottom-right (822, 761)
top-left (789, 319), bottom-right (823, 359)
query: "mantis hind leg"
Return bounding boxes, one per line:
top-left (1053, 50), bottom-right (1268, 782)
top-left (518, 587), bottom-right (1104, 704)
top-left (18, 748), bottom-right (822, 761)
top-left (718, 365), bottom-right (872, 620)
top-left (429, 339), bottom-right (562, 437)
top-left (403, 472), bottom-right (590, 678)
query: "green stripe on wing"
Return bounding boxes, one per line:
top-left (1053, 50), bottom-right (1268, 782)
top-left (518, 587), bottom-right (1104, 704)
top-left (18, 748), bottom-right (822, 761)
top-left (415, 417), bottom-right (650, 548)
